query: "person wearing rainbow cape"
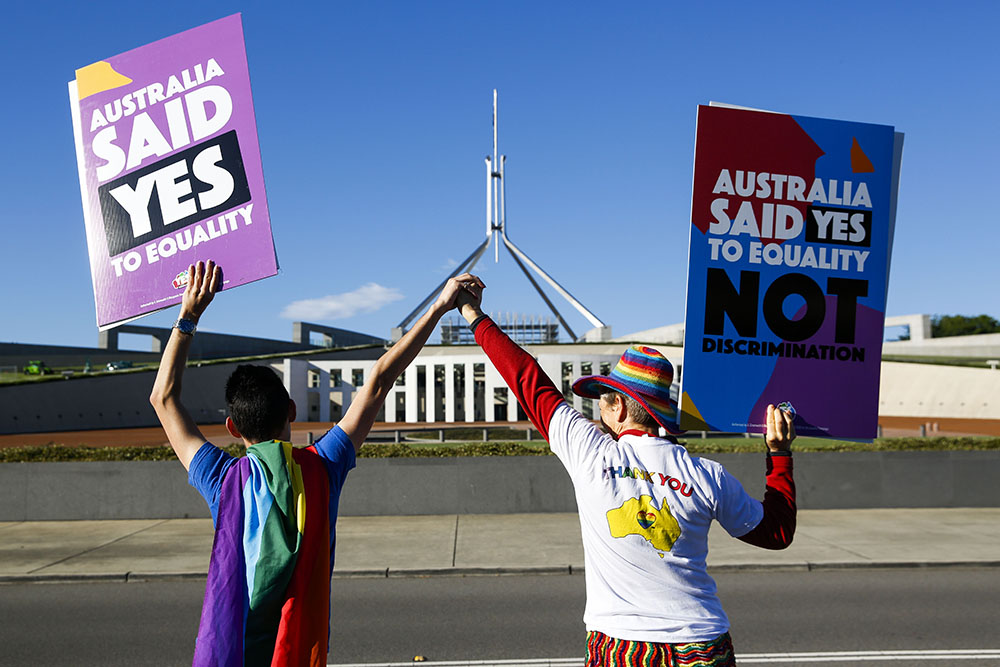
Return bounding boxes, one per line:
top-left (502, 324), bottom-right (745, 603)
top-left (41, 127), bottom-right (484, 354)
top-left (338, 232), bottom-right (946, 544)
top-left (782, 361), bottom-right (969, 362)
top-left (454, 275), bottom-right (796, 667)
top-left (150, 260), bottom-right (476, 666)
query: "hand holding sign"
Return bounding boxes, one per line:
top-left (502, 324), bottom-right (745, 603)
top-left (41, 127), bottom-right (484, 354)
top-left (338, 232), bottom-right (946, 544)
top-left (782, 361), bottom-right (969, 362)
top-left (765, 403), bottom-right (795, 452)
top-left (180, 260), bottom-right (222, 323)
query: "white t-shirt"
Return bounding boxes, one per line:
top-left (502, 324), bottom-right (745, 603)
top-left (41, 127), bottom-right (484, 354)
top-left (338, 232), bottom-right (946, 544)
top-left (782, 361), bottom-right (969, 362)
top-left (548, 403), bottom-right (763, 643)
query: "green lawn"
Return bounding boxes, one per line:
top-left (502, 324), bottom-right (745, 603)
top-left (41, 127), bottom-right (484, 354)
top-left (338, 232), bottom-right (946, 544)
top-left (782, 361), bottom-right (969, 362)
top-left (0, 363), bottom-right (158, 385)
top-left (0, 368), bottom-right (78, 384)
top-left (2, 435), bottom-right (997, 463)
top-left (399, 427), bottom-right (1000, 452)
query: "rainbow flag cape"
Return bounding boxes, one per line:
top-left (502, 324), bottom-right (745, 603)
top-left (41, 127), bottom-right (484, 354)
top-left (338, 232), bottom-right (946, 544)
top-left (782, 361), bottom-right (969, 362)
top-left (193, 441), bottom-right (331, 667)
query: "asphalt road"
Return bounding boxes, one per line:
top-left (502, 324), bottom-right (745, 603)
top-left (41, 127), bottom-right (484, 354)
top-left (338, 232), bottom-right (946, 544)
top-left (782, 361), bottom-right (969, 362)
top-left (1, 568), bottom-right (998, 666)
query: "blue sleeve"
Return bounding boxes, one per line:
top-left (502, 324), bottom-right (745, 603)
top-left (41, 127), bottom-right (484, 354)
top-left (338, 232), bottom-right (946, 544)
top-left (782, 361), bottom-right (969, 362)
top-left (313, 425), bottom-right (356, 498)
top-left (187, 442), bottom-right (237, 527)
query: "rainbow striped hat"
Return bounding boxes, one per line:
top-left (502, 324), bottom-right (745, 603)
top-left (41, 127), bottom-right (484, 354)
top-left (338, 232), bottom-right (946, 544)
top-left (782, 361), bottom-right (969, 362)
top-left (572, 345), bottom-right (682, 435)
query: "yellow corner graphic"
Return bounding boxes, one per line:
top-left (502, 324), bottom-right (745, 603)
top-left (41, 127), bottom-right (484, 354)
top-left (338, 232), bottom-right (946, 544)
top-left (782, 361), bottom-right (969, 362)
top-left (75, 61), bottom-right (132, 100)
top-left (679, 391), bottom-right (711, 431)
top-left (607, 495), bottom-right (681, 552)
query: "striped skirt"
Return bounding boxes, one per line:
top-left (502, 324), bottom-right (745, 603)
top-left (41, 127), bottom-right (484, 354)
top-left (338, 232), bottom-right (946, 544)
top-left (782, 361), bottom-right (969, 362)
top-left (586, 630), bottom-right (736, 667)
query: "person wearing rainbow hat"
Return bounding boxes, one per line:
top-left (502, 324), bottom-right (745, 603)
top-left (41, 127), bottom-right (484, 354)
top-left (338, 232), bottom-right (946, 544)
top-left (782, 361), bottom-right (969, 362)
top-left (455, 276), bottom-right (796, 667)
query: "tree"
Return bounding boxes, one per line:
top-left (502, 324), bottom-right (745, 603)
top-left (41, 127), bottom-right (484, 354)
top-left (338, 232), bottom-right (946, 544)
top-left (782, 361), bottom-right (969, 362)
top-left (930, 314), bottom-right (1000, 338)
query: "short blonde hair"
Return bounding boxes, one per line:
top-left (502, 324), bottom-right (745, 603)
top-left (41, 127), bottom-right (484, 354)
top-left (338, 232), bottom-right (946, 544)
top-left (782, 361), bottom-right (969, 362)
top-left (599, 389), bottom-right (656, 427)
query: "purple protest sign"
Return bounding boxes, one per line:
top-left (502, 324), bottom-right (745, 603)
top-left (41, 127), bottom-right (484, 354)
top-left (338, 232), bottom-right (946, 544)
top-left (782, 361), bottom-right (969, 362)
top-left (68, 14), bottom-right (277, 330)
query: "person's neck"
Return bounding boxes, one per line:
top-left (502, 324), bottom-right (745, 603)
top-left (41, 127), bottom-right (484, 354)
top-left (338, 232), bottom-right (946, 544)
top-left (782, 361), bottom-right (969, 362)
top-left (242, 436), bottom-right (286, 448)
top-left (615, 425), bottom-right (658, 439)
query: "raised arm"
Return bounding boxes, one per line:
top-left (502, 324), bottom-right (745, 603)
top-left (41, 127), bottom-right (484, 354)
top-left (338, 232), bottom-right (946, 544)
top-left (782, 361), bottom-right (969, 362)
top-left (457, 284), bottom-right (565, 442)
top-left (149, 260), bottom-right (221, 470)
top-left (739, 404), bottom-right (797, 549)
top-left (336, 273), bottom-right (480, 451)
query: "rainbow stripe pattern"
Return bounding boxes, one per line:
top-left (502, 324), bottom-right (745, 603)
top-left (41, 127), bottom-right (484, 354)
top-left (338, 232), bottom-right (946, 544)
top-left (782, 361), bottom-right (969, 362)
top-left (587, 630), bottom-right (736, 667)
top-left (573, 345), bottom-right (682, 434)
top-left (194, 441), bottom-right (331, 667)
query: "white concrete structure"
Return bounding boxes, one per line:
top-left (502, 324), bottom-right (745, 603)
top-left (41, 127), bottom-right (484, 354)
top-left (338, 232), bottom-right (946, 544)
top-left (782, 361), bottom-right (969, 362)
top-left (879, 361), bottom-right (1000, 419)
top-left (277, 336), bottom-right (1000, 427)
top-left (883, 332), bottom-right (1000, 359)
top-left (274, 313), bottom-right (1000, 428)
top-left (884, 314), bottom-right (932, 341)
top-left (615, 323), bottom-right (685, 345)
top-left (279, 343), bottom-right (683, 425)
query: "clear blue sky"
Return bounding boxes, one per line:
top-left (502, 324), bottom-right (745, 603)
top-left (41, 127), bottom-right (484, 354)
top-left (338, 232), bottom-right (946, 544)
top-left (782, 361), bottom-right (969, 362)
top-left (2, 1), bottom-right (997, 349)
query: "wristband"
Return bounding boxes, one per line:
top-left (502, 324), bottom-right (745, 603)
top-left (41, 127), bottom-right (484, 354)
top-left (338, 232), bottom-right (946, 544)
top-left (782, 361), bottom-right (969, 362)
top-left (767, 450), bottom-right (792, 457)
top-left (468, 314), bottom-right (490, 334)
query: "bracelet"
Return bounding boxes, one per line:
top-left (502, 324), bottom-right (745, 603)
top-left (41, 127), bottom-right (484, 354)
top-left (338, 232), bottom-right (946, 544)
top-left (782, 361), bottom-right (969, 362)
top-left (767, 450), bottom-right (792, 457)
top-left (468, 314), bottom-right (490, 334)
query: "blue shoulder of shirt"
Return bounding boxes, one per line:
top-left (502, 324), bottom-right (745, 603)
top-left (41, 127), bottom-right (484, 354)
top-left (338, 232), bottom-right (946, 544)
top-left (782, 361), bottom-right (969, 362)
top-left (187, 442), bottom-right (237, 526)
top-left (312, 425), bottom-right (357, 495)
top-left (188, 426), bottom-right (356, 526)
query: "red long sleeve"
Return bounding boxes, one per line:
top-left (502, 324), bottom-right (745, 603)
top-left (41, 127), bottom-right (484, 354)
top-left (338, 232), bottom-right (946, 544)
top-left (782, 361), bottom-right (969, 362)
top-left (738, 455), bottom-right (796, 549)
top-left (473, 317), bottom-right (565, 441)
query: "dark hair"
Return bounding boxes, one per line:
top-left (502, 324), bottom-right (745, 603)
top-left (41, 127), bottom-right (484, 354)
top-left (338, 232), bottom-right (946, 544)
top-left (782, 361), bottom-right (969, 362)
top-left (599, 389), bottom-right (657, 428)
top-left (225, 365), bottom-right (291, 443)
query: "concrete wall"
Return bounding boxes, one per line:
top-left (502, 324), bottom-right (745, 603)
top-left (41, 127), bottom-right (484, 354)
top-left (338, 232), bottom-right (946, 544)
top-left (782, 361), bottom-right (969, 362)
top-left (878, 361), bottom-right (1000, 419)
top-left (883, 314), bottom-right (932, 341)
top-left (615, 323), bottom-right (686, 345)
top-left (2, 451), bottom-right (997, 521)
top-left (0, 348), bottom-right (383, 434)
top-left (292, 322), bottom-right (388, 348)
top-left (99, 325), bottom-right (321, 359)
top-left (0, 461), bottom-right (210, 521)
top-left (883, 332), bottom-right (1000, 359)
top-left (0, 343), bottom-right (160, 370)
top-left (0, 364), bottom-right (236, 434)
top-left (1, 321), bottom-right (386, 371)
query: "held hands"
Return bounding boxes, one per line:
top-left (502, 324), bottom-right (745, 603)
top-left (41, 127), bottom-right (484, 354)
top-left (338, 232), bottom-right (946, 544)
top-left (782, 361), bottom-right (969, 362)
top-left (764, 403), bottom-right (795, 452)
top-left (436, 273), bottom-right (485, 316)
top-left (180, 260), bottom-right (222, 322)
top-left (456, 275), bottom-right (485, 323)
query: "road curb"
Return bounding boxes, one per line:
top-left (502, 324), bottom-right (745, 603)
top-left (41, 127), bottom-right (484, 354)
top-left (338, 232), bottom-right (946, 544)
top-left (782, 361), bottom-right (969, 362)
top-left (0, 571), bottom-right (211, 584)
top-left (2, 559), bottom-right (998, 584)
top-left (330, 566), bottom-right (582, 579)
top-left (124, 571), bottom-right (213, 583)
top-left (0, 572), bottom-right (129, 584)
top-left (804, 559), bottom-right (1000, 571)
top-left (705, 560), bottom-right (1000, 573)
top-left (385, 566), bottom-right (578, 578)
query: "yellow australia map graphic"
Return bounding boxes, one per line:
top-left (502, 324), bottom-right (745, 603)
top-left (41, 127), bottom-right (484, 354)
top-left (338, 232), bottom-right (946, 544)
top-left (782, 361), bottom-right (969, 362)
top-left (607, 495), bottom-right (681, 554)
